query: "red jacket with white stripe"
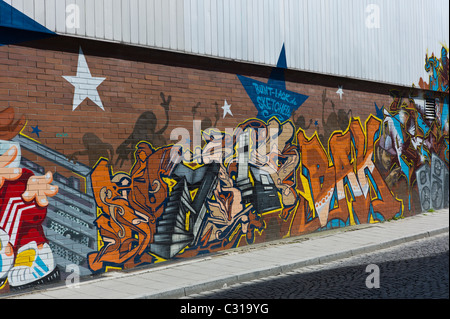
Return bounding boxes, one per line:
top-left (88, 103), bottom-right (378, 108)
top-left (0, 168), bottom-right (48, 253)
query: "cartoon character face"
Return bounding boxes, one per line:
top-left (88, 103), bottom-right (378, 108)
top-left (0, 230), bottom-right (14, 281)
top-left (0, 141), bottom-right (21, 169)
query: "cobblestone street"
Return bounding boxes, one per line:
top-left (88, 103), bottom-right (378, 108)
top-left (184, 233), bottom-right (449, 299)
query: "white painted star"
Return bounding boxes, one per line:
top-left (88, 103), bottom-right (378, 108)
top-left (63, 47), bottom-right (106, 111)
top-left (222, 100), bottom-right (233, 118)
top-left (336, 86), bottom-right (344, 100)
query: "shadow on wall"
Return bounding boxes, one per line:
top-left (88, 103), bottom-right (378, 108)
top-left (0, 44), bottom-right (448, 294)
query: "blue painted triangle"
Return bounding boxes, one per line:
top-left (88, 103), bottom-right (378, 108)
top-left (268, 45), bottom-right (287, 90)
top-left (374, 102), bottom-right (384, 120)
top-left (237, 44), bottom-right (309, 123)
top-left (237, 74), bottom-right (309, 123)
top-left (0, 0), bottom-right (54, 33)
top-left (276, 44), bottom-right (287, 69)
top-left (267, 68), bottom-right (286, 90)
top-left (1, 0), bottom-right (55, 46)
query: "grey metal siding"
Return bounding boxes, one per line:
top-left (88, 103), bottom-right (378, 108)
top-left (4, 0), bottom-right (449, 87)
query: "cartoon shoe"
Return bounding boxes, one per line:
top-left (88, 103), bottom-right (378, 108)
top-left (7, 241), bottom-right (56, 288)
top-left (0, 230), bottom-right (14, 282)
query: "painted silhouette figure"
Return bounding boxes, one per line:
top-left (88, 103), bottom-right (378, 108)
top-left (69, 133), bottom-right (114, 167)
top-left (193, 101), bottom-right (220, 132)
top-left (294, 114), bottom-right (313, 131)
top-left (115, 92), bottom-right (171, 168)
top-left (319, 89), bottom-right (352, 146)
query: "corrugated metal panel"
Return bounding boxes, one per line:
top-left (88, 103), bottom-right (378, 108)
top-left (4, 0), bottom-right (449, 87)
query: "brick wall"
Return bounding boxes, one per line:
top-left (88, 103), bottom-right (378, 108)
top-left (0, 35), bottom-right (448, 293)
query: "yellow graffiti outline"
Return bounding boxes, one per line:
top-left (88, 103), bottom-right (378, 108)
top-left (90, 141), bottom-right (205, 261)
top-left (95, 207), bottom-right (104, 250)
top-left (0, 279), bottom-right (8, 290)
top-left (234, 117), bottom-right (299, 240)
top-left (163, 177), bottom-right (178, 194)
top-left (185, 116), bottom-right (298, 232)
top-left (235, 219), bottom-right (266, 247)
top-left (283, 196), bottom-right (301, 239)
top-left (20, 121), bottom-right (91, 195)
top-left (291, 114), bottom-right (397, 231)
top-left (185, 211), bottom-right (191, 231)
top-left (94, 115), bottom-right (385, 261)
top-left (105, 266), bottom-right (122, 272)
top-left (19, 120), bottom-right (41, 144)
top-left (148, 252), bottom-right (167, 264)
top-left (343, 182), bottom-right (357, 226)
top-left (73, 171), bottom-right (88, 193)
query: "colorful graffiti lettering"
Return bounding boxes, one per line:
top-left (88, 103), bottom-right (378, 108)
top-left (84, 47), bottom-right (449, 273)
top-left (88, 109), bottom-right (409, 271)
top-left (419, 45), bottom-right (450, 163)
top-left (0, 37), bottom-right (448, 294)
top-left (88, 142), bottom-right (176, 271)
top-left (289, 115), bottom-right (404, 235)
top-left (419, 46), bottom-right (449, 93)
top-left (89, 118), bottom-right (302, 270)
top-left (375, 46), bottom-right (449, 211)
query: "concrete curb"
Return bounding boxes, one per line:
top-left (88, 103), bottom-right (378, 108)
top-left (131, 223), bottom-right (449, 299)
top-left (2, 210), bottom-right (448, 299)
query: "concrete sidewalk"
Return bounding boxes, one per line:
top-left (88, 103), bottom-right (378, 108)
top-left (2, 209), bottom-right (449, 299)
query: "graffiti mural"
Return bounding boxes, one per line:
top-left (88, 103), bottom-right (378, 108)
top-left (82, 45), bottom-right (448, 273)
top-left (375, 46), bottom-right (449, 212)
top-left (290, 115), bottom-right (404, 235)
top-left (88, 143), bottom-right (175, 271)
top-left (88, 113), bottom-right (408, 270)
top-left (418, 46), bottom-right (449, 93)
top-left (0, 108), bottom-right (60, 291)
top-left (89, 118), bottom-right (300, 269)
top-left (0, 33), bottom-right (448, 293)
top-left (1, 106), bottom-right (99, 293)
